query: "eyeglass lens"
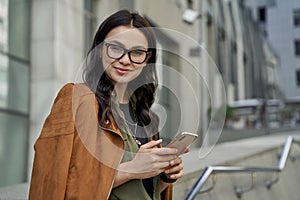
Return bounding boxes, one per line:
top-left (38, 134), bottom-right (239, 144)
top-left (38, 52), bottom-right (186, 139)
top-left (106, 43), bottom-right (148, 64)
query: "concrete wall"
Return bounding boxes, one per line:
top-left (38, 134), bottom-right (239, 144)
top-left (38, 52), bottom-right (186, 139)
top-left (29, 0), bottom-right (85, 178)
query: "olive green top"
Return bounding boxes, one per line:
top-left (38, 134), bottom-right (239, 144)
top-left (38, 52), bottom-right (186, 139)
top-left (109, 128), bottom-right (161, 200)
top-left (109, 102), bottom-right (161, 200)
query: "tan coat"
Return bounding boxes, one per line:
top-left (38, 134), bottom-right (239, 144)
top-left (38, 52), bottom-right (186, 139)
top-left (29, 83), bottom-right (172, 200)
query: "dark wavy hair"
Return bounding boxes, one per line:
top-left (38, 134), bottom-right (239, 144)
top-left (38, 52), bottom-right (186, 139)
top-left (82, 9), bottom-right (158, 130)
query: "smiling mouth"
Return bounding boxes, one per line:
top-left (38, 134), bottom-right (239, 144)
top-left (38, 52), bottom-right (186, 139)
top-left (114, 67), bottom-right (131, 75)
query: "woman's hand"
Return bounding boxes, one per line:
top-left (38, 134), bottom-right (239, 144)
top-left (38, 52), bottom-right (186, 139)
top-left (164, 147), bottom-right (189, 179)
top-left (163, 156), bottom-right (184, 180)
top-left (113, 139), bottom-right (178, 188)
top-left (160, 147), bottom-right (189, 191)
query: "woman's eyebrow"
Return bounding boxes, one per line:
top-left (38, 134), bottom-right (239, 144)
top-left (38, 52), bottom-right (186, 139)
top-left (106, 40), bottom-right (124, 46)
top-left (107, 40), bottom-right (147, 50)
top-left (131, 45), bottom-right (148, 50)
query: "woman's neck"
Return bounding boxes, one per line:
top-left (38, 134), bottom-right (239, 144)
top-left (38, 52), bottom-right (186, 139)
top-left (114, 83), bottom-right (129, 104)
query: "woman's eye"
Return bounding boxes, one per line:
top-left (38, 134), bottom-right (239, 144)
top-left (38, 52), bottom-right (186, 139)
top-left (131, 50), bottom-right (144, 56)
top-left (111, 45), bottom-right (123, 52)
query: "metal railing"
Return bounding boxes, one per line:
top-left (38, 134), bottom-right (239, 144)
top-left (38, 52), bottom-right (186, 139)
top-left (185, 136), bottom-right (300, 200)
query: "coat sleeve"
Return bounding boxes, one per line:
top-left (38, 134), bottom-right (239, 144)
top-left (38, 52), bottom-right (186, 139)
top-left (29, 83), bottom-right (76, 200)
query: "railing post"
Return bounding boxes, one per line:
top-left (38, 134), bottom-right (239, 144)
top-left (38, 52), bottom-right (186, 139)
top-left (185, 166), bottom-right (213, 200)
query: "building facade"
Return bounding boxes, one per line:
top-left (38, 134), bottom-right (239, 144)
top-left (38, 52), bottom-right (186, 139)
top-left (245, 0), bottom-right (300, 99)
top-left (196, 0), bottom-right (280, 130)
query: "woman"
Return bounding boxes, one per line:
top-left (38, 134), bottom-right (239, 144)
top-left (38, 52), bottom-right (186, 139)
top-left (29, 9), bottom-right (186, 200)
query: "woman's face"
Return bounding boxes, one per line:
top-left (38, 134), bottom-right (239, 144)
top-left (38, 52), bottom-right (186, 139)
top-left (101, 25), bottom-right (150, 85)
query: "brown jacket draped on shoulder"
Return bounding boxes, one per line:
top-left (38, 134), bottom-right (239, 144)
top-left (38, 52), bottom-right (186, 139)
top-left (29, 83), bottom-right (173, 200)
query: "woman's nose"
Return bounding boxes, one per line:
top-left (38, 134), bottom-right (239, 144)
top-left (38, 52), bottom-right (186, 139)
top-left (118, 52), bottom-right (131, 65)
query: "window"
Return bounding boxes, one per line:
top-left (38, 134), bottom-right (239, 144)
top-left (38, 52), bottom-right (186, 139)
top-left (0, 17), bottom-right (4, 27)
top-left (293, 8), bottom-right (300, 27)
top-left (258, 7), bottom-right (266, 23)
top-left (295, 39), bottom-right (300, 56)
top-left (0, 0), bottom-right (30, 187)
top-left (296, 70), bottom-right (300, 86)
top-left (84, 0), bottom-right (97, 54)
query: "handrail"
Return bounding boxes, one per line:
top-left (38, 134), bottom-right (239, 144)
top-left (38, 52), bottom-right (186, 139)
top-left (185, 136), bottom-right (299, 200)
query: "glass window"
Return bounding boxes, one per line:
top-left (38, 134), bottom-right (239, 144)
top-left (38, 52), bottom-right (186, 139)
top-left (84, 0), bottom-right (97, 55)
top-left (296, 70), bottom-right (300, 86)
top-left (154, 28), bottom-right (182, 144)
top-left (228, 1), bottom-right (236, 39)
top-left (0, 55), bottom-right (29, 113)
top-left (230, 42), bottom-right (237, 85)
top-left (217, 0), bottom-right (225, 29)
top-left (0, 52), bottom-right (8, 107)
top-left (8, 0), bottom-right (30, 60)
top-left (295, 39), bottom-right (300, 56)
top-left (156, 50), bottom-right (181, 145)
top-left (0, 17), bottom-right (4, 29)
top-left (293, 8), bottom-right (300, 27)
top-left (258, 7), bottom-right (266, 23)
top-left (7, 59), bottom-right (29, 113)
top-left (0, 112), bottom-right (28, 187)
top-left (0, 0), bottom-right (30, 187)
top-left (0, 0), bottom-right (8, 52)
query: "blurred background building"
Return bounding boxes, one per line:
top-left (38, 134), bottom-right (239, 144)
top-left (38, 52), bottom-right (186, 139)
top-left (245, 0), bottom-right (300, 99)
top-left (244, 0), bottom-right (300, 128)
top-left (0, 0), bottom-right (299, 196)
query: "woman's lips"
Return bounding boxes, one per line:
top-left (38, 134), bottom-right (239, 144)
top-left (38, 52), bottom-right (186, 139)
top-left (114, 67), bottom-right (131, 75)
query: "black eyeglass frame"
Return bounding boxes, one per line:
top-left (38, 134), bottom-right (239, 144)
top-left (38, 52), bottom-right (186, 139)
top-left (103, 41), bottom-right (150, 64)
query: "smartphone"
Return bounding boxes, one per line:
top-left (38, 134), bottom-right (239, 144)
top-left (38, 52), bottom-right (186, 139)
top-left (166, 132), bottom-right (198, 155)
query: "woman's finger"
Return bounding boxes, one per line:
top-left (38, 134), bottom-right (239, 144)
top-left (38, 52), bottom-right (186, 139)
top-left (169, 170), bottom-right (184, 179)
top-left (140, 139), bottom-right (162, 149)
top-left (169, 157), bottom-right (182, 166)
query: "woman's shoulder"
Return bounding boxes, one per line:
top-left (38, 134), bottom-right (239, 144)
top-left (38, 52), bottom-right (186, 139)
top-left (55, 83), bottom-right (95, 100)
top-left (60, 83), bottom-right (93, 94)
top-left (51, 83), bottom-right (96, 111)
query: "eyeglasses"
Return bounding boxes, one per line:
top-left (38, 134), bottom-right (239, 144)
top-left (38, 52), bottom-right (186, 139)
top-left (104, 42), bottom-right (150, 64)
